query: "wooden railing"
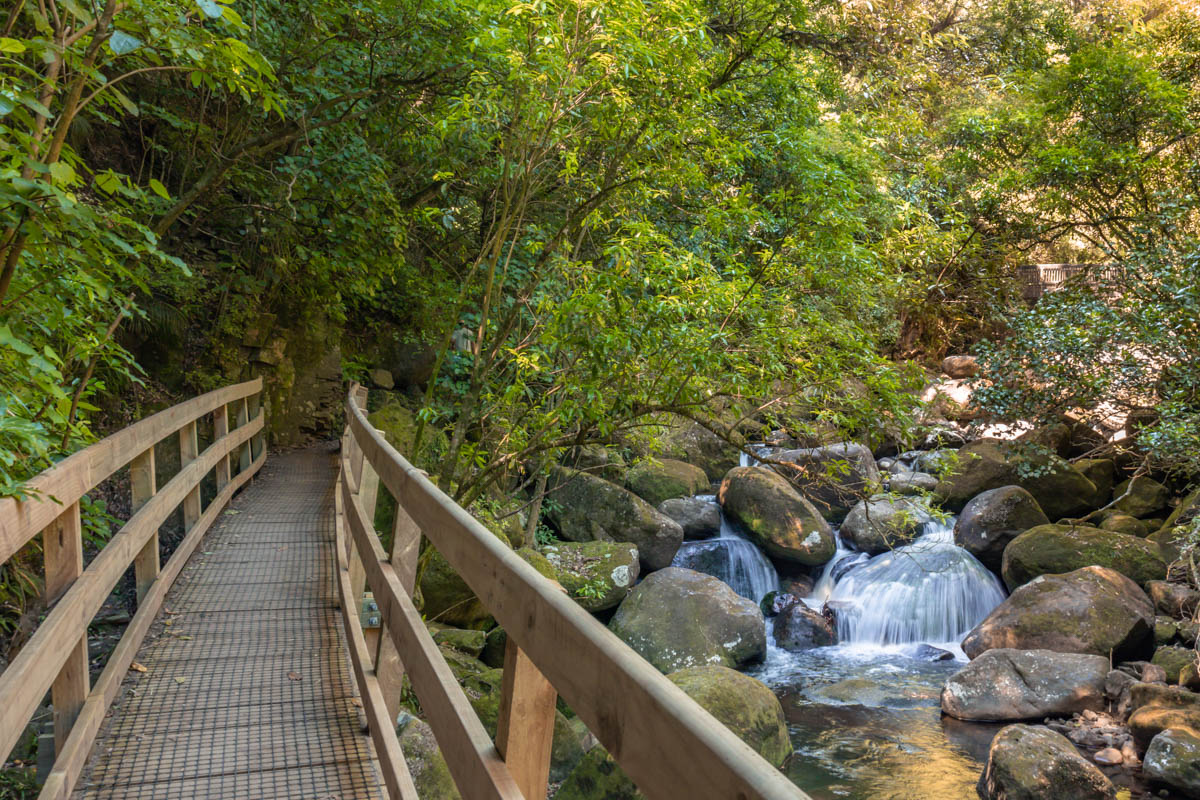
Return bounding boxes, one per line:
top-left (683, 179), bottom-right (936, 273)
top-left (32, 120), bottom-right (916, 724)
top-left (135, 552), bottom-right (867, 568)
top-left (337, 384), bottom-right (808, 800)
top-left (1016, 262), bottom-right (1122, 301)
top-left (0, 379), bottom-right (267, 800)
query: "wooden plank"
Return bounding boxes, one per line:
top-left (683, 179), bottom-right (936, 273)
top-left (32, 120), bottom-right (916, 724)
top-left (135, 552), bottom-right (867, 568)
top-left (43, 502), bottom-right (88, 752)
top-left (0, 412), bottom-right (264, 763)
top-left (339, 467), bottom-right (523, 800)
top-left (213, 404), bottom-right (231, 489)
top-left (343, 391), bottom-right (808, 800)
top-left (495, 639), bottom-right (557, 800)
top-left (130, 447), bottom-right (158, 604)
top-left (36, 446), bottom-right (265, 800)
top-left (333, 472), bottom-right (420, 800)
top-left (0, 378), bottom-right (262, 564)
top-left (179, 420), bottom-right (201, 531)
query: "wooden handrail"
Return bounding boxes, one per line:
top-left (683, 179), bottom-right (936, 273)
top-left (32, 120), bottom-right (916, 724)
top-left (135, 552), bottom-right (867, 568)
top-left (0, 379), bottom-right (266, 800)
top-left (338, 384), bottom-right (808, 800)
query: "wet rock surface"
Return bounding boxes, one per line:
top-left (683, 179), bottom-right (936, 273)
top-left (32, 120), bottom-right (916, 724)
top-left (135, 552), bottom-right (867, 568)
top-left (941, 649), bottom-right (1109, 721)
top-left (976, 724), bottom-right (1117, 800)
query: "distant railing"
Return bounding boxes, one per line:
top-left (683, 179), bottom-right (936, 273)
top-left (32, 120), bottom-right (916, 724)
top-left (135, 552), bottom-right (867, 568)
top-left (0, 379), bottom-right (266, 800)
top-left (1016, 263), bottom-right (1122, 302)
top-left (336, 383), bottom-right (808, 800)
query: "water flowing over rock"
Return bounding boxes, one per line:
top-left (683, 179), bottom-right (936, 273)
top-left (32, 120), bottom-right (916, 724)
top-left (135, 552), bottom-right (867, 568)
top-left (717, 466), bottom-right (835, 566)
top-left (608, 567), bottom-right (766, 673)
top-left (1001, 523), bottom-right (1167, 591)
top-left (977, 724), bottom-right (1117, 800)
top-left (941, 649), bottom-right (1109, 721)
top-left (825, 520), bottom-right (1006, 646)
top-left (962, 566), bottom-right (1155, 660)
top-left (670, 502), bottom-right (779, 603)
top-left (840, 494), bottom-right (933, 555)
top-left (547, 466), bottom-right (684, 570)
top-left (953, 486), bottom-right (1049, 573)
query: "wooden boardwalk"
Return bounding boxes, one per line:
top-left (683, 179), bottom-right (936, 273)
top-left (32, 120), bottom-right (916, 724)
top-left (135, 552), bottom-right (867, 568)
top-left (72, 447), bottom-right (384, 800)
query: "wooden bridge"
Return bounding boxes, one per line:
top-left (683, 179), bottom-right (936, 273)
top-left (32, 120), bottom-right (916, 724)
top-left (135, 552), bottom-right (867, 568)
top-left (1016, 262), bottom-right (1121, 302)
top-left (0, 379), bottom-right (806, 800)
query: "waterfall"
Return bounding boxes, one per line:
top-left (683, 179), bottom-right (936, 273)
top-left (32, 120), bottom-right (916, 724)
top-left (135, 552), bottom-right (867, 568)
top-left (671, 496), bottom-right (780, 603)
top-left (821, 519), bottom-right (1006, 646)
top-left (808, 536), bottom-right (869, 605)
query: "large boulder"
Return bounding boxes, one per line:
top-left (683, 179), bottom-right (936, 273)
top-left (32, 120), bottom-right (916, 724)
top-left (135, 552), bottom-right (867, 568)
top-left (717, 466), bottom-right (835, 566)
top-left (666, 666), bottom-right (792, 767)
top-left (547, 467), bottom-right (683, 570)
top-left (772, 442), bottom-right (880, 521)
top-left (564, 444), bottom-right (626, 483)
top-left (941, 649), bottom-right (1109, 721)
top-left (626, 458), bottom-right (709, 506)
top-left (658, 496), bottom-right (721, 540)
top-left (1112, 475), bottom-right (1171, 518)
top-left (665, 423), bottom-right (741, 482)
top-left (934, 440), bottom-right (1097, 519)
top-left (954, 486), bottom-right (1050, 573)
top-left (773, 603), bottom-right (837, 651)
top-left (1144, 727), bottom-right (1200, 798)
top-left (962, 566), bottom-right (1155, 660)
top-left (977, 724), bottom-right (1117, 800)
top-left (1152, 645), bottom-right (1198, 684)
top-left (608, 568), bottom-right (766, 673)
top-left (522, 541), bottom-right (641, 612)
top-left (555, 747), bottom-right (639, 800)
top-left (1000, 523), bottom-right (1167, 591)
top-left (1148, 581), bottom-right (1200, 619)
top-left (1099, 514), bottom-right (1149, 537)
top-left (1073, 458), bottom-right (1116, 509)
top-left (398, 718), bottom-right (462, 799)
top-left (420, 546), bottom-right (496, 629)
top-left (840, 494), bottom-right (932, 555)
top-left (468, 681), bottom-right (586, 783)
top-left (942, 355), bottom-right (980, 378)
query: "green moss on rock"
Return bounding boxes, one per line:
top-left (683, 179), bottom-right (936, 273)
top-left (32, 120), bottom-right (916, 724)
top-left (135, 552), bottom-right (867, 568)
top-left (1001, 523), bottom-right (1166, 591)
top-left (626, 458), bottom-right (709, 506)
top-left (718, 466), bottom-right (835, 566)
top-left (666, 666), bottom-right (791, 767)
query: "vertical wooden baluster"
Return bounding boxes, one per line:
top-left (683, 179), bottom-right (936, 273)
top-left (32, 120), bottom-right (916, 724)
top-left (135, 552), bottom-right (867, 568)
top-left (375, 501), bottom-right (421, 722)
top-left (236, 398), bottom-right (251, 474)
top-left (179, 420), bottom-right (201, 531)
top-left (43, 501), bottom-right (88, 754)
top-left (247, 391), bottom-right (263, 461)
top-left (130, 447), bottom-right (158, 604)
top-left (213, 403), bottom-right (231, 491)
top-left (495, 638), bottom-right (558, 800)
top-left (347, 387), bottom-right (370, 600)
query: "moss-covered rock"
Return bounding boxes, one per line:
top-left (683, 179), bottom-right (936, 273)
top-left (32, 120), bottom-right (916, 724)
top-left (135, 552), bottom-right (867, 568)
top-left (555, 746), bottom-right (640, 800)
top-left (664, 423), bottom-right (742, 483)
top-left (954, 486), bottom-right (1050, 573)
top-left (609, 567), bottom-right (766, 673)
top-left (1112, 476), bottom-right (1171, 518)
top-left (1148, 581), bottom-right (1200, 619)
top-left (429, 624), bottom-right (487, 657)
top-left (840, 494), bottom-right (932, 555)
top-left (419, 546), bottom-right (496, 629)
top-left (1144, 727), bottom-right (1200, 798)
top-left (1130, 705), bottom-right (1200, 749)
top-left (536, 540), bottom-right (640, 612)
top-left (977, 724), bottom-right (1117, 800)
top-left (480, 626), bottom-right (507, 668)
top-left (625, 459), bottom-right (709, 506)
top-left (666, 666), bottom-right (791, 767)
top-left (398, 718), bottom-right (462, 799)
top-left (1153, 645), bottom-right (1198, 684)
top-left (962, 566), bottom-right (1155, 660)
top-left (564, 444), bottom-right (627, 483)
top-left (1099, 514), bottom-right (1149, 537)
top-left (773, 442), bottom-right (880, 521)
top-left (934, 440), bottom-right (1097, 519)
top-left (1001, 523), bottom-right (1166, 590)
top-left (658, 496), bottom-right (721, 540)
top-left (717, 466), bottom-right (834, 566)
top-left (1072, 458), bottom-right (1115, 509)
top-left (547, 467), bottom-right (683, 570)
top-left (369, 401), bottom-right (448, 468)
top-left (468, 684), bottom-right (586, 782)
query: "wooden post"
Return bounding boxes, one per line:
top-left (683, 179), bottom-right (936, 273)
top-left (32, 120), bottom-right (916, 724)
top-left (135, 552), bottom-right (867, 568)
top-left (213, 404), bottom-right (231, 490)
top-left (179, 421), bottom-right (201, 531)
top-left (495, 639), bottom-right (558, 800)
top-left (247, 392), bottom-right (263, 461)
top-left (236, 398), bottom-right (251, 474)
top-left (130, 447), bottom-right (158, 604)
top-left (375, 501), bottom-right (421, 722)
top-left (43, 502), bottom-right (88, 753)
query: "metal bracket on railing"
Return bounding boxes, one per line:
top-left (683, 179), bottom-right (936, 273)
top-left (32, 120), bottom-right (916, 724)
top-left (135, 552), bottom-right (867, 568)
top-left (359, 593), bottom-right (381, 629)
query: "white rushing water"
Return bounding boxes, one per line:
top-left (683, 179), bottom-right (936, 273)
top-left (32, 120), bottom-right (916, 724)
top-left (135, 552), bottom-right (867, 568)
top-left (817, 518), bottom-right (1006, 650)
top-left (670, 496), bottom-right (780, 603)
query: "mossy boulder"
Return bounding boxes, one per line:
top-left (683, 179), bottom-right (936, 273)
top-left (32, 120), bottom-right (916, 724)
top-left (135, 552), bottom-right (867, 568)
top-left (772, 442), bottom-right (880, 521)
top-left (1000, 523), bottom-right (1167, 591)
top-left (666, 666), bottom-right (791, 767)
top-left (1130, 705), bottom-right (1200, 749)
top-left (1144, 727), bottom-right (1200, 798)
top-left (564, 444), bottom-right (627, 483)
top-left (934, 439), bottom-right (1097, 519)
top-left (954, 486), bottom-right (1050, 573)
top-left (468, 685), bottom-right (586, 782)
top-left (547, 467), bottom-right (683, 570)
top-left (556, 746), bottom-right (640, 800)
top-left (537, 541), bottom-right (641, 612)
top-left (481, 626), bottom-right (507, 668)
top-left (369, 401), bottom-right (447, 467)
top-left (1148, 581), bottom-right (1200, 619)
top-left (429, 624), bottom-right (486, 658)
top-left (962, 566), bottom-right (1155, 660)
top-left (664, 423), bottom-right (741, 482)
top-left (1153, 646), bottom-right (1198, 684)
top-left (398, 718), bottom-right (461, 799)
top-left (609, 567), bottom-right (766, 673)
top-left (1163, 488), bottom-right (1200, 533)
top-left (1113, 475), bottom-right (1171, 518)
top-left (1099, 514), bottom-right (1149, 537)
top-left (717, 466), bottom-right (835, 566)
top-left (1073, 458), bottom-right (1116, 509)
top-left (419, 546), bottom-right (496, 629)
top-left (840, 494), bottom-right (932, 555)
top-left (626, 459), bottom-right (709, 506)
top-left (658, 496), bottom-right (721, 540)
top-left (977, 724), bottom-right (1117, 800)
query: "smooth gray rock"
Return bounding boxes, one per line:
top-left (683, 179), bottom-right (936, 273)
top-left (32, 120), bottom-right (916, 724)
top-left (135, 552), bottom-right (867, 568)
top-left (977, 724), bottom-right (1117, 800)
top-left (772, 603), bottom-right (836, 651)
top-left (1144, 727), bottom-right (1200, 798)
top-left (954, 486), bottom-right (1049, 573)
top-left (942, 649), bottom-right (1109, 721)
top-left (658, 496), bottom-right (721, 540)
top-left (772, 442), bottom-right (880, 521)
top-left (840, 494), bottom-right (932, 555)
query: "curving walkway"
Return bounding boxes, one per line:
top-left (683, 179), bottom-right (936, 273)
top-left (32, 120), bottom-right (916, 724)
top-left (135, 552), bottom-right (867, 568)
top-left (72, 447), bottom-right (384, 799)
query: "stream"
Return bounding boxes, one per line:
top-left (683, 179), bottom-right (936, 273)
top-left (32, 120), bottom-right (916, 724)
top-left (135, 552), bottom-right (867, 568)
top-left (671, 495), bottom-right (1009, 799)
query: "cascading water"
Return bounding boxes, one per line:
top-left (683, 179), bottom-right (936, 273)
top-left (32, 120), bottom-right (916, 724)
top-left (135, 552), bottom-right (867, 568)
top-left (822, 518), bottom-right (1006, 647)
top-left (670, 496), bottom-right (779, 603)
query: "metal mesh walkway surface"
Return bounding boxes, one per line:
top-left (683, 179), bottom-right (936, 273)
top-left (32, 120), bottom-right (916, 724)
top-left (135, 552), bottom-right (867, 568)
top-left (73, 446), bottom-right (384, 800)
